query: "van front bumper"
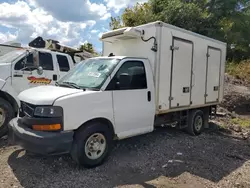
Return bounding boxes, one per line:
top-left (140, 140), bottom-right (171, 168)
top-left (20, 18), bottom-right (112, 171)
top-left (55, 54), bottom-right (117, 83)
top-left (8, 117), bottom-right (74, 155)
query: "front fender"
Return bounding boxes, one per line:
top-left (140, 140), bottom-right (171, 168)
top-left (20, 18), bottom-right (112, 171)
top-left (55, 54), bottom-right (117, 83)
top-left (54, 91), bottom-right (115, 132)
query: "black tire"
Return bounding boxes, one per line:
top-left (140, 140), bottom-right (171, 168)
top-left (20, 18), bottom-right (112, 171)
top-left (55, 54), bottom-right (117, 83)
top-left (70, 122), bottom-right (113, 168)
top-left (0, 98), bottom-right (14, 138)
top-left (186, 110), bottom-right (204, 136)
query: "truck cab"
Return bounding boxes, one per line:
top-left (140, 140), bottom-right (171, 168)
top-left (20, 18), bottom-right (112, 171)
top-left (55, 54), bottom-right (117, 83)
top-left (0, 48), bottom-right (75, 137)
top-left (8, 56), bottom-right (155, 167)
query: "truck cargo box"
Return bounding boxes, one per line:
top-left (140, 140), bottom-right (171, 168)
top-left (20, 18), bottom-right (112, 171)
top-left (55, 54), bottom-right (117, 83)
top-left (101, 21), bottom-right (226, 115)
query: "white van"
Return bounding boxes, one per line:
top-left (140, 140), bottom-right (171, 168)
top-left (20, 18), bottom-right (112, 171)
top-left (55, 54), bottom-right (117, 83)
top-left (9, 21), bottom-right (226, 168)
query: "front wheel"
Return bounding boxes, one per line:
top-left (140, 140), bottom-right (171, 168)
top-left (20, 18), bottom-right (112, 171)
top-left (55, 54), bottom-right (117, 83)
top-left (0, 98), bottom-right (14, 138)
top-left (70, 122), bottom-right (113, 168)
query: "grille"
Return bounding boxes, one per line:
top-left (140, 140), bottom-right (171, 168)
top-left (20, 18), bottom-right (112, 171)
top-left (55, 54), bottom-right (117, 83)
top-left (20, 101), bottom-right (36, 117)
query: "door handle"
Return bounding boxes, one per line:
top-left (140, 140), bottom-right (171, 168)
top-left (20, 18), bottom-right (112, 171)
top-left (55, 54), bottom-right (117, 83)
top-left (183, 87), bottom-right (190, 93)
top-left (147, 91), bottom-right (151, 102)
top-left (53, 74), bottom-right (57, 81)
top-left (13, 74), bottom-right (23, 77)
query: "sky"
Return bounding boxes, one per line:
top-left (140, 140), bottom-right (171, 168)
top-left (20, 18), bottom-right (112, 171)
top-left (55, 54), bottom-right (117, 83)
top-left (0, 0), bottom-right (147, 53)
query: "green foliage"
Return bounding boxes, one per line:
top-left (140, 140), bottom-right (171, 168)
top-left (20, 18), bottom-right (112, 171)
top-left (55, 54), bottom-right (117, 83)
top-left (226, 60), bottom-right (250, 81)
top-left (79, 42), bottom-right (99, 56)
top-left (109, 17), bottom-right (123, 30)
top-left (109, 0), bottom-right (250, 61)
top-left (121, 3), bottom-right (155, 27)
top-left (231, 118), bottom-right (250, 128)
top-left (79, 42), bottom-right (95, 54)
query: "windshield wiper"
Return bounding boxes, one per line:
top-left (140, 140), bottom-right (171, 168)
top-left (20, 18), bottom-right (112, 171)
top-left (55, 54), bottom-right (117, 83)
top-left (56, 81), bottom-right (81, 89)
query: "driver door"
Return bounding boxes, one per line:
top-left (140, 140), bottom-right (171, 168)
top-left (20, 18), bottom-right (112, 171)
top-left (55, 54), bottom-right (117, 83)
top-left (106, 59), bottom-right (155, 139)
top-left (12, 52), bottom-right (58, 95)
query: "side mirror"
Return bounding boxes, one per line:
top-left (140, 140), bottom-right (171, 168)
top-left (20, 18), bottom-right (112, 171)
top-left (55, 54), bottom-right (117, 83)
top-left (117, 73), bottom-right (131, 89)
top-left (37, 66), bottom-right (43, 75)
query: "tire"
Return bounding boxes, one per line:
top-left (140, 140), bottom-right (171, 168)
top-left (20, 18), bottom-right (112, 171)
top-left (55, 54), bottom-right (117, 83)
top-left (186, 110), bottom-right (204, 136)
top-left (0, 98), bottom-right (14, 138)
top-left (70, 122), bottom-right (113, 168)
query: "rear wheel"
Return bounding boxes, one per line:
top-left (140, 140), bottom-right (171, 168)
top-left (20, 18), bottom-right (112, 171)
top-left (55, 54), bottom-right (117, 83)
top-left (186, 110), bottom-right (204, 136)
top-left (0, 98), bottom-right (14, 138)
top-left (70, 122), bottom-right (113, 168)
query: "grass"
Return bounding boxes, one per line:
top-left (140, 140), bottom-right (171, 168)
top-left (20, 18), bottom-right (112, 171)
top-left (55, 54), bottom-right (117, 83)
top-left (219, 123), bottom-right (227, 129)
top-left (230, 118), bottom-right (250, 128)
top-left (226, 60), bottom-right (250, 82)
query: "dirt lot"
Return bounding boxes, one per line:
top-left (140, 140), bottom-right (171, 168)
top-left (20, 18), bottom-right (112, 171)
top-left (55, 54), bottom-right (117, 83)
top-left (1, 123), bottom-right (250, 188)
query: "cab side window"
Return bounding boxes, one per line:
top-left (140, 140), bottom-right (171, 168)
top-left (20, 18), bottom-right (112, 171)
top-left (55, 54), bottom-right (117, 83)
top-left (57, 55), bottom-right (70, 72)
top-left (106, 61), bottom-right (147, 90)
top-left (39, 52), bottom-right (53, 70)
top-left (14, 54), bottom-right (34, 70)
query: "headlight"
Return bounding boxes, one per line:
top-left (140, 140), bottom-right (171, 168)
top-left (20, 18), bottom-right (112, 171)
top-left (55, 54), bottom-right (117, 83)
top-left (34, 106), bottom-right (63, 117)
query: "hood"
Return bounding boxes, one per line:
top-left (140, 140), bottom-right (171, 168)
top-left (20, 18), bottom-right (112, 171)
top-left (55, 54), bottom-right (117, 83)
top-left (0, 64), bottom-right (11, 81)
top-left (18, 85), bottom-right (83, 105)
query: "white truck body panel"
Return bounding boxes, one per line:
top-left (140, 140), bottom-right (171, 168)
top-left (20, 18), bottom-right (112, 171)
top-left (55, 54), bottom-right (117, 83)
top-left (102, 21), bottom-right (226, 114)
top-left (0, 44), bottom-right (22, 56)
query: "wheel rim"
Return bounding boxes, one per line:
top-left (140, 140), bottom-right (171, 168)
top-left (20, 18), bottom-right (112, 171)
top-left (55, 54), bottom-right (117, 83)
top-left (84, 133), bottom-right (106, 160)
top-left (0, 108), bottom-right (6, 128)
top-left (194, 115), bottom-right (203, 132)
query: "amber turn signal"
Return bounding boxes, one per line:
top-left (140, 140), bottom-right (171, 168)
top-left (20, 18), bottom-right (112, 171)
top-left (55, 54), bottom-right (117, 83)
top-left (32, 124), bottom-right (61, 131)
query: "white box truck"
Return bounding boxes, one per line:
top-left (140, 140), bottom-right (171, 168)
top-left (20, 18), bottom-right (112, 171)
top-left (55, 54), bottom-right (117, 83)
top-left (8, 21), bottom-right (226, 168)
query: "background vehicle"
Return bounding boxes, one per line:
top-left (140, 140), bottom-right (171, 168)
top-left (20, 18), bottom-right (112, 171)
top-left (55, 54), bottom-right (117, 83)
top-left (0, 48), bottom-right (78, 137)
top-left (9, 21), bottom-right (226, 168)
top-left (0, 41), bottom-right (22, 56)
top-left (0, 36), bottom-right (95, 138)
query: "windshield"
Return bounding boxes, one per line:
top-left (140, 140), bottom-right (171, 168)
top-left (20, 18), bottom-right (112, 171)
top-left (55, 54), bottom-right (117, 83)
top-left (57, 58), bottom-right (120, 89)
top-left (0, 49), bottom-right (25, 64)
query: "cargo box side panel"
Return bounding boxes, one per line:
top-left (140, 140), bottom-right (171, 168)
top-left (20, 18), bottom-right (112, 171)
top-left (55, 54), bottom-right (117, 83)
top-left (158, 24), bottom-right (226, 114)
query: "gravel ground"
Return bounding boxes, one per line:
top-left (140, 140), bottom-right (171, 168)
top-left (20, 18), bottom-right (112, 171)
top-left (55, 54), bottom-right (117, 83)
top-left (1, 124), bottom-right (250, 188)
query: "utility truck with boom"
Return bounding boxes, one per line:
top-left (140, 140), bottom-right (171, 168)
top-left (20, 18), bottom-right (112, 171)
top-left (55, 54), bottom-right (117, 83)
top-left (0, 41), bottom-right (22, 56)
top-left (0, 37), bottom-right (94, 138)
top-left (9, 21), bottom-right (226, 168)
top-left (0, 48), bottom-right (77, 138)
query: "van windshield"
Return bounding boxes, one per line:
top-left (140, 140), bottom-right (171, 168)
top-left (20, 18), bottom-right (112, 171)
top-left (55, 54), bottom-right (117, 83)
top-left (0, 50), bottom-right (25, 64)
top-left (57, 58), bottom-right (120, 90)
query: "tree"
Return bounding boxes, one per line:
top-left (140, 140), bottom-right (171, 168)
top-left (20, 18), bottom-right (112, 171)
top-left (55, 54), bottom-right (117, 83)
top-left (79, 42), bottom-right (95, 54)
top-left (109, 3), bottom-right (154, 30)
top-left (109, 0), bottom-right (250, 61)
top-left (109, 17), bottom-right (123, 30)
